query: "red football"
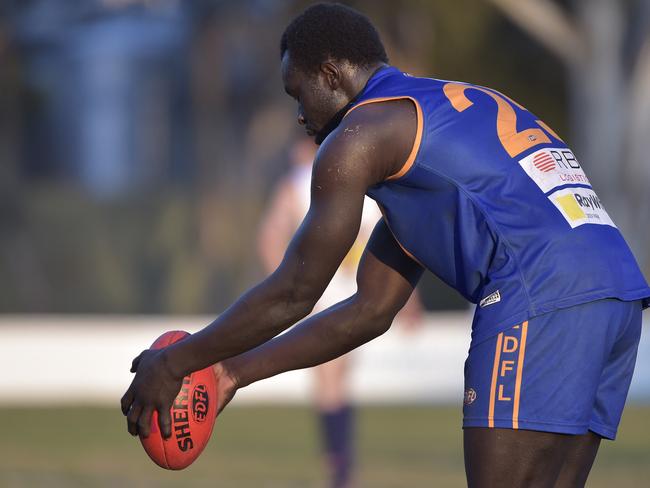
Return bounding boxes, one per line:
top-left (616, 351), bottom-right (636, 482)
top-left (139, 330), bottom-right (218, 470)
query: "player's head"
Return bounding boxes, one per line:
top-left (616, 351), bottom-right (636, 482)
top-left (280, 3), bottom-right (388, 144)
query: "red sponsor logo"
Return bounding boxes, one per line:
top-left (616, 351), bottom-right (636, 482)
top-left (533, 152), bottom-right (556, 172)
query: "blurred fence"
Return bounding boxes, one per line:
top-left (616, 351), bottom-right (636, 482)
top-left (1, 312), bottom-right (649, 406)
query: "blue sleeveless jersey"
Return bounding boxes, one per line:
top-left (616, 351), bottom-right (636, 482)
top-left (345, 66), bottom-right (650, 342)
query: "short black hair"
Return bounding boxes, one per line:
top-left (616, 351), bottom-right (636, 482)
top-left (280, 3), bottom-right (388, 72)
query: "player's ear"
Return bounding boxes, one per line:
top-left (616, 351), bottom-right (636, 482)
top-left (320, 61), bottom-right (341, 90)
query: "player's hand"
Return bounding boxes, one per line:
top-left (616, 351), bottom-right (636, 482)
top-left (212, 361), bottom-right (239, 415)
top-left (120, 349), bottom-right (184, 439)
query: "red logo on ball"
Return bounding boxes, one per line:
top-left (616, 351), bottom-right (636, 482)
top-left (192, 384), bottom-right (209, 423)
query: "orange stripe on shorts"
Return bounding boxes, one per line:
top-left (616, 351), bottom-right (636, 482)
top-left (512, 321), bottom-right (529, 429)
top-left (488, 332), bottom-right (504, 428)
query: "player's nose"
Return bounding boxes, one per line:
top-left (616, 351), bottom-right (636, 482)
top-left (297, 110), bottom-right (306, 126)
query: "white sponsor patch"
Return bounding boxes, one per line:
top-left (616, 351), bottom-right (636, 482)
top-left (519, 148), bottom-right (591, 193)
top-left (519, 147), bottom-right (616, 229)
top-left (549, 187), bottom-right (616, 229)
top-left (479, 290), bottom-right (501, 308)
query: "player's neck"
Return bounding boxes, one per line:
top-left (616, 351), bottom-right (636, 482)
top-left (346, 62), bottom-right (388, 98)
top-left (314, 62), bottom-right (389, 145)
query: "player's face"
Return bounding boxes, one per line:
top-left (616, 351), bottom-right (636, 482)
top-left (281, 52), bottom-right (349, 140)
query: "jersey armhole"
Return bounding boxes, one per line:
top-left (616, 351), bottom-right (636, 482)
top-left (344, 96), bottom-right (423, 181)
top-left (375, 203), bottom-right (424, 267)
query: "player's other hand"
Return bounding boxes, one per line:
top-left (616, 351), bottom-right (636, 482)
top-left (212, 361), bottom-right (239, 415)
top-left (120, 349), bottom-right (184, 439)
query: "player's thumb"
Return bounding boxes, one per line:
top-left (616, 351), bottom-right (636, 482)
top-left (130, 352), bottom-right (144, 373)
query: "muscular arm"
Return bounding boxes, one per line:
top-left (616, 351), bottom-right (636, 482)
top-left (163, 101), bottom-right (416, 377)
top-left (225, 219), bottom-right (424, 389)
top-left (121, 99), bottom-right (417, 437)
top-left (166, 131), bottom-right (381, 375)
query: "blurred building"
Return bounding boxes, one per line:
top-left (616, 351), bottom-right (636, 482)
top-left (7, 0), bottom-right (197, 197)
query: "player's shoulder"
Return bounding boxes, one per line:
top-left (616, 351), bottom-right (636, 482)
top-left (342, 97), bottom-right (417, 137)
top-left (318, 99), bottom-right (417, 182)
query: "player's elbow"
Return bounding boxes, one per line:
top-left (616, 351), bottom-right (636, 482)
top-left (276, 280), bottom-right (319, 323)
top-left (354, 295), bottom-right (400, 338)
top-left (261, 266), bottom-right (320, 323)
top-left (286, 296), bottom-right (317, 323)
top-left (354, 284), bottom-right (411, 337)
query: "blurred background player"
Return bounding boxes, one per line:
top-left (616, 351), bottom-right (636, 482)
top-left (257, 137), bottom-right (421, 488)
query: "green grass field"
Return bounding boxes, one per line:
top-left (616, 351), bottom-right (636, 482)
top-left (1, 405), bottom-right (648, 487)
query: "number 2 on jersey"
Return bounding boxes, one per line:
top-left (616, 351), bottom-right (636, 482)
top-left (443, 82), bottom-right (556, 159)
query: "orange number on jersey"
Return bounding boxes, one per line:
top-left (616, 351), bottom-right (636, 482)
top-left (443, 82), bottom-right (552, 158)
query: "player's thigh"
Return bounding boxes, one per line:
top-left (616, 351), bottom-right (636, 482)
top-left (464, 427), bottom-right (573, 488)
top-left (554, 431), bottom-right (601, 488)
top-left (462, 299), bottom-right (641, 486)
top-left (588, 300), bottom-right (642, 439)
top-left (463, 299), bottom-right (640, 436)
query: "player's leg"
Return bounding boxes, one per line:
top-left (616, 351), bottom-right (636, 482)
top-left (555, 298), bottom-right (642, 487)
top-left (553, 431), bottom-right (601, 488)
top-left (314, 355), bottom-right (354, 488)
top-left (462, 299), bottom-right (642, 487)
top-left (464, 428), bottom-right (574, 487)
top-left (465, 429), bottom-right (603, 488)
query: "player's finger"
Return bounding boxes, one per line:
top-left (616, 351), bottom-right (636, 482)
top-left (127, 402), bottom-right (143, 436)
top-left (120, 387), bottom-right (134, 416)
top-left (137, 406), bottom-right (154, 439)
top-left (157, 404), bottom-right (172, 439)
top-left (130, 352), bottom-right (144, 373)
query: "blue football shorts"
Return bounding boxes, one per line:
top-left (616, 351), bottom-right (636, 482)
top-left (462, 298), bottom-right (643, 439)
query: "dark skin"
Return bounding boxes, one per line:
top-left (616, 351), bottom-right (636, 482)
top-left (121, 54), bottom-right (413, 433)
top-left (121, 52), bottom-right (602, 487)
top-left (464, 429), bottom-right (601, 488)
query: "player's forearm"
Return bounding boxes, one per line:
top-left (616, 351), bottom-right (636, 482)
top-left (226, 295), bottom-right (393, 389)
top-left (163, 274), bottom-right (316, 378)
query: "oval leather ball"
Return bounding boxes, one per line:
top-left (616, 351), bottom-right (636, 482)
top-left (139, 330), bottom-right (218, 470)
